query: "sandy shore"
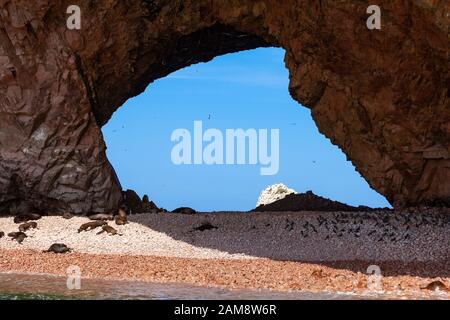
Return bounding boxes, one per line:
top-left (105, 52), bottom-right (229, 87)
top-left (0, 210), bottom-right (449, 298)
top-left (0, 249), bottom-right (449, 298)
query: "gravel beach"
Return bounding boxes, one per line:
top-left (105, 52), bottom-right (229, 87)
top-left (0, 210), bottom-right (449, 297)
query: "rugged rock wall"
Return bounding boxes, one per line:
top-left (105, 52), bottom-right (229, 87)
top-left (0, 0), bottom-right (448, 214)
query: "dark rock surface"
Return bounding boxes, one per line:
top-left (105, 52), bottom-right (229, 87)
top-left (0, 1), bottom-right (448, 214)
top-left (253, 191), bottom-right (383, 212)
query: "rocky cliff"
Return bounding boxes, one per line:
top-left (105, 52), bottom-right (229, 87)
top-left (0, 0), bottom-right (448, 214)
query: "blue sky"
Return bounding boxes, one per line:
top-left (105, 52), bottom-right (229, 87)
top-left (102, 48), bottom-right (390, 211)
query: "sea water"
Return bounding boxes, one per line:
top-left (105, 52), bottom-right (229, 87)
top-left (0, 272), bottom-right (443, 300)
top-left (0, 272), bottom-right (367, 300)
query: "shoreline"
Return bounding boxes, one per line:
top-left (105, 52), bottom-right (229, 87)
top-left (0, 210), bottom-right (449, 298)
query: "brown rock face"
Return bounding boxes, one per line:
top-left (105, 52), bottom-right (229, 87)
top-left (0, 1), bottom-right (449, 214)
top-left (123, 189), bottom-right (158, 214)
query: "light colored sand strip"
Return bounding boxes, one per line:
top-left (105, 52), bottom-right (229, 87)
top-left (0, 211), bottom-right (448, 262)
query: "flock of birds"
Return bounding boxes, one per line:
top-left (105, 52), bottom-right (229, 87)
top-left (278, 210), bottom-right (450, 243)
top-left (1, 209), bottom-right (449, 252)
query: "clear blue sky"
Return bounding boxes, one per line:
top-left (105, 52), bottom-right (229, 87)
top-left (102, 48), bottom-right (390, 211)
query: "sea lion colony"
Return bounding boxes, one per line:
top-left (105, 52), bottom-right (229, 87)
top-left (0, 196), bottom-right (199, 252)
top-left (0, 198), bottom-right (449, 295)
top-left (0, 207), bottom-right (135, 253)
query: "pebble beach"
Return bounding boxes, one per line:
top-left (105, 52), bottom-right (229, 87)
top-left (0, 210), bottom-right (449, 298)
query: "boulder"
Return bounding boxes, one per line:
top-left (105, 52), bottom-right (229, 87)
top-left (256, 184), bottom-right (296, 207)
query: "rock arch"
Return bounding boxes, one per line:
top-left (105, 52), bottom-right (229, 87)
top-left (0, 0), bottom-right (448, 214)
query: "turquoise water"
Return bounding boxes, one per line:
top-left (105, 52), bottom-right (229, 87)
top-left (0, 293), bottom-right (68, 300)
top-left (0, 272), bottom-right (362, 300)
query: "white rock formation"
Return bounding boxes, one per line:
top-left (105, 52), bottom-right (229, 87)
top-left (256, 183), bottom-right (297, 207)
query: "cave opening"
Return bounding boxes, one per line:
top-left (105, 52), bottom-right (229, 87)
top-left (102, 48), bottom-right (390, 212)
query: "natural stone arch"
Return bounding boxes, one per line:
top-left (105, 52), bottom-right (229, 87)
top-left (0, 0), bottom-right (448, 214)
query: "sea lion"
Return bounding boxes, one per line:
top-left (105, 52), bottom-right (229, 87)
top-left (8, 232), bottom-right (27, 244)
top-left (422, 280), bottom-right (449, 292)
top-left (115, 208), bottom-right (127, 225)
top-left (0, 231), bottom-right (4, 238)
top-left (88, 213), bottom-right (114, 221)
top-left (19, 221), bottom-right (37, 232)
top-left (45, 243), bottom-right (71, 254)
top-left (78, 220), bottom-right (107, 233)
top-left (97, 225), bottom-right (122, 236)
top-left (172, 207), bottom-right (197, 215)
top-left (14, 213), bottom-right (41, 224)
